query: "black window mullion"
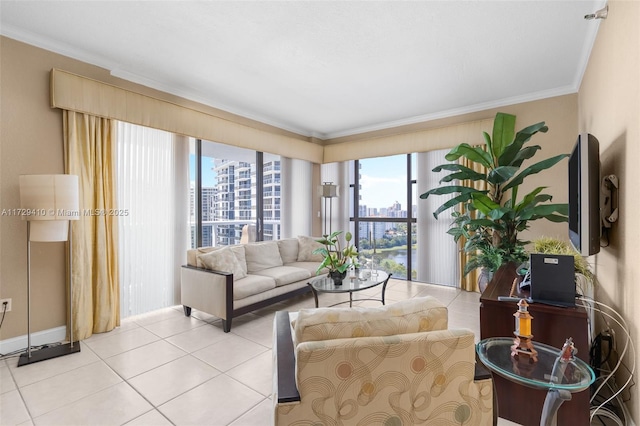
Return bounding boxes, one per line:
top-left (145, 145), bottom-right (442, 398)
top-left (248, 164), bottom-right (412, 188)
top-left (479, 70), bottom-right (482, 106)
top-left (256, 151), bottom-right (264, 241)
top-left (195, 139), bottom-right (203, 248)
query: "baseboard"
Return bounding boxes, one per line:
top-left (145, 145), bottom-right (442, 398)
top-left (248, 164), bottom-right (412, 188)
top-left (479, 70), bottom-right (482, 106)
top-left (0, 326), bottom-right (67, 356)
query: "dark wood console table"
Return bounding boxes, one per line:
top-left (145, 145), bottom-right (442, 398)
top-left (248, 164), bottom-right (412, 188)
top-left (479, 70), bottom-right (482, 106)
top-left (479, 263), bottom-right (590, 426)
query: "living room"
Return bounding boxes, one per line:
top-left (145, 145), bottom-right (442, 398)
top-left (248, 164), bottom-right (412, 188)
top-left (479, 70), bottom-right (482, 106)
top-left (0, 1), bottom-right (638, 425)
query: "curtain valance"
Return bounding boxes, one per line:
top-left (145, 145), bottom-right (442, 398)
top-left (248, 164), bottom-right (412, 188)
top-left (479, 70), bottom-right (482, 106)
top-left (323, 119), bottom-right (493, 163)
top-left (51, 69), bottom-right (324, 163)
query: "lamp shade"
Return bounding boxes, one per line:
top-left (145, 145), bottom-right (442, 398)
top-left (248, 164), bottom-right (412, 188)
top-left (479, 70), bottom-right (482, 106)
top-left (320, 182), bottom-right (338, 198)
top-left (19, 174), bottom-right (79, 242)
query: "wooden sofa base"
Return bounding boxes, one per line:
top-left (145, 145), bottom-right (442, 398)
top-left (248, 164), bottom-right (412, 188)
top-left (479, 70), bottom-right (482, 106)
top-left (184, 285), bottom-right (311, 332)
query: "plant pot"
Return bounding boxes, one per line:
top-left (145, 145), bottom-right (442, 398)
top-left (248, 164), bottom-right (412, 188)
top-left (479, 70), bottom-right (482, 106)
top-left (329, 270), bottom-right (347, 286)
top-left (478, 267), bottom-right (494, 293)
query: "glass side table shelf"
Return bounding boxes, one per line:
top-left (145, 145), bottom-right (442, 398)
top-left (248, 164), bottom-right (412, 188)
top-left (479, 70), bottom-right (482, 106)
top-left (477, 337), bottom-right (595, 426)
top-left (307, 270), bottom-right (390, 308)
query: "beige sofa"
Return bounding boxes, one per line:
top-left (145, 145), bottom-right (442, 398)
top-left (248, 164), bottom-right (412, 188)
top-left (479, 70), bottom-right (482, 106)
top-left (273, 297), bottom-right (495, 425)
top-left (181, 236), bottom-right (324, 332)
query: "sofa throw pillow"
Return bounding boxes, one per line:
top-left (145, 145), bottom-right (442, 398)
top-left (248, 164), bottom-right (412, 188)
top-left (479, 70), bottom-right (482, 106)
top-left (277, 238), bottom-right (299, 264)
top-left (197, 246), bottom-right (247, 280)
top-left (244, 241), bottom-right (283, 273)
top-left (294, 296), bottom-right (448, 344)
top-left (297, 236), bottom-right (324, 262)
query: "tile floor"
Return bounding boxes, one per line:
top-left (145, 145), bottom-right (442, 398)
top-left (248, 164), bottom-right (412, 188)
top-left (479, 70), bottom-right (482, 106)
top-left (1, 280), bottom-right (520, 425)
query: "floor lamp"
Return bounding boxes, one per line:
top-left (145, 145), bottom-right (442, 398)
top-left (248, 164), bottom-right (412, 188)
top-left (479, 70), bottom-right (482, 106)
top-left (321, 182), bottom-right (338, 235)
top-left (18, 174), bottom-right (80, 367)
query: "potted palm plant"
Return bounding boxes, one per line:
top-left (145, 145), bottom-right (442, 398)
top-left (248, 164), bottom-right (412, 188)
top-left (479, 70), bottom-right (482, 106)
top-left (314, 231), bottom-right (359, 285)
top-left (420, 112), bottom-right (569, 286)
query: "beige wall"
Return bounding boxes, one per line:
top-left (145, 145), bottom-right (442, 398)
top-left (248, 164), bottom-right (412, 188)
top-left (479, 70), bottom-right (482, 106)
top-left (0, 36), bottom-right (578, 344)
top-left (0, 37), bottom-right (317, 340)
top-left (578, 0), bottom-right (639, 421)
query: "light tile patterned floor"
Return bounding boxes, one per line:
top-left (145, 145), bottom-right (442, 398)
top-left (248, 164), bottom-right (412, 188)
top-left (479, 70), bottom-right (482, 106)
top-left (0, 280), bottom-right (521, 425)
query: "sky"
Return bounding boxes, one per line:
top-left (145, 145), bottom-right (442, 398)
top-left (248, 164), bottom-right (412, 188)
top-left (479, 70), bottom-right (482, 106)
top-left (189, 155), bottom-right (217, 187)
top-left (359, 155), bottom-right (415, 210)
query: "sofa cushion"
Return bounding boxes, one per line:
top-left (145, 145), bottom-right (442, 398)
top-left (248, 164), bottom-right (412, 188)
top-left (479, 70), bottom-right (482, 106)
top-left (244, 241), bottom-right (283, 272)
top-left (294, 296), bottom-right (448, 344)
top-left (233, 274), bottom-right (276, 300)
top-left (197, 246), bottom-right (247, 279)
top-left (193, 245), bottom-right (247, 275)
top-left (297, 236), bottom-right (324, 262)
top-left (285, 261), bottom-right (325, 276)
top-left (277, 238), bottom-right (299, 264)
top-left (252, 266), bottom-right (311, 287)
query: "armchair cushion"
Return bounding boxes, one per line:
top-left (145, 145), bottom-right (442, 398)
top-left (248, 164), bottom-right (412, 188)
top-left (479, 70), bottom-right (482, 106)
top-left (294, 296), bottom-right (447, 344)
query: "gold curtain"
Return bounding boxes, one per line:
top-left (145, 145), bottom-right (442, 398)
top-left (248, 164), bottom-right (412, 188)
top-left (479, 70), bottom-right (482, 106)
top-left (63, 110), bottom-right (120, 339)
top-left (458, 154), bottom-right (489, 292)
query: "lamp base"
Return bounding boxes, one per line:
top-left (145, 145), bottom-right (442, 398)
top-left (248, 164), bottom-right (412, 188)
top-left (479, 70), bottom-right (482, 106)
top-left (17, 342), bottom-right (80, 367)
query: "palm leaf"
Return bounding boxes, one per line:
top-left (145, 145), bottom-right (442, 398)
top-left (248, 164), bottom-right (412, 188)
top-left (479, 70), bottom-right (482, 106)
top-left (498, 122), bottom-right (548, 166)
top-left (444, 144), bottom-right (493, 168)
top-left (487, 166), bottom-right (519, 185)
top-left (431, 191), bottom-right (483, 218)
top-left (491, 112), bottom-right (516, 160)
top-left (502, 154), bottom-right (569, 192)
top-left (420, 185), bottom-right (481, 200)
top-left (508, 145), bottom-right (542, 168)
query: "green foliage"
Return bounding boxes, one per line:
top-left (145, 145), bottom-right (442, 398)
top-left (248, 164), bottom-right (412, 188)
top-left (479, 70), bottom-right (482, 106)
top-left (314, 231), bottom-right (359, 275)
top-left (420, 112), bottom-right (568, 275)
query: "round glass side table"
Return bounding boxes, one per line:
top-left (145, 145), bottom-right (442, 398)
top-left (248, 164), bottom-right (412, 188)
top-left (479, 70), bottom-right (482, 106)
top-left (477, 337), bottom-right (595, 426)
top-left (307, 270), bottom-right (390, 308)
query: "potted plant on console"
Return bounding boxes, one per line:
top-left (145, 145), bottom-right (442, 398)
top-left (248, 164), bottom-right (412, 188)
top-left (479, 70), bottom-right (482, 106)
top-left (314, 231), bottom-right (359, 285)
top-left (420, 112), bottom-right (569, 292)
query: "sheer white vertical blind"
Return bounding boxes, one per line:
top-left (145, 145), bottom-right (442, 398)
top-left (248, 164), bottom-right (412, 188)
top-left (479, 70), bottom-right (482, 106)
top-left (281, 157), bottom-right (313, 238)
top-left (117, 122), bottom-right (177, 317)
top-left (320, 162), bottom-right (350, 235)
top-left (416, 149), bottom-right (459, 286)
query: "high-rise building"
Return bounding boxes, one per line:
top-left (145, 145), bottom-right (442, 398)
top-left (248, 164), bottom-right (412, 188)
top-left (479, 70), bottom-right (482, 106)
top-left (190, 185), bottom-right (217, 247)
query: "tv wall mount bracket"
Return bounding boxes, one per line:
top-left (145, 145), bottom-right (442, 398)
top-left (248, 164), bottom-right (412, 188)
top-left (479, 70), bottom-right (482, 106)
top-left (601, 174), bottom-right (619, 228)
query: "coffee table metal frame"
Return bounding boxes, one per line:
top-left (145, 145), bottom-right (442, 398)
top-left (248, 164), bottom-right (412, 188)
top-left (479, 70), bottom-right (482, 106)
top-left (307, 270), bottom-right (390, 308)
top-left (476, 337), bottom-right (595, 426)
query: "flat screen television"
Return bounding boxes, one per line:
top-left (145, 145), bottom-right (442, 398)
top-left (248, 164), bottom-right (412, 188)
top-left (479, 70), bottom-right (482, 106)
top-left (568, 133), bottom-right (600, 256)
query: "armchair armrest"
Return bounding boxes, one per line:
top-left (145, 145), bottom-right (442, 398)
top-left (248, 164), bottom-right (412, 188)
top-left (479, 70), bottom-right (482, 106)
top-left (274, 311), bottom-right (300, 403)
top-left (475, 358), bottom-right (492, 381)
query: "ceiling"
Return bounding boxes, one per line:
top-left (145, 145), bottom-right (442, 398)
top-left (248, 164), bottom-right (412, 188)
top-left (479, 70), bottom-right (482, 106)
top-left (0, 1), bottom-right (605, 139)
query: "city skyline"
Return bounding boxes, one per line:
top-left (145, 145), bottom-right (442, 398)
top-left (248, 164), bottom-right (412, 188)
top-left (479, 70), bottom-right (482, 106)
top-left (192, 154), bottom-right (416, 210)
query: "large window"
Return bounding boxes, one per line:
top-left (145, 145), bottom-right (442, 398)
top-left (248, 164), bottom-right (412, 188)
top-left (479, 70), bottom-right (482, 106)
top-left (350, 155), bottom-right (416, 280)
top-left (349, 151), bottom-right (458, 286)
top-left (189, 139), bottom-right (281, 248)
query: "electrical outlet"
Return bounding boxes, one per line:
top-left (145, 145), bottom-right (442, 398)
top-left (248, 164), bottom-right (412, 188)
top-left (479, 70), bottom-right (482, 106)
top-left (0, 298), bottom-right (11, 312)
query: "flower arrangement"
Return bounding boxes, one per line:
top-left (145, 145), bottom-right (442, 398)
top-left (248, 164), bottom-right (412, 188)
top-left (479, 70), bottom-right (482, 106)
top-left (314, 231), bottom-right (359, 276)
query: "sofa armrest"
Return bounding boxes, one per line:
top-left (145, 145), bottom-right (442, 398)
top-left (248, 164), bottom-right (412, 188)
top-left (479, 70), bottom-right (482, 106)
top-left (274, 311), bottom-right (300, 404)
top-left (180, 265), bottom-right (233, 321)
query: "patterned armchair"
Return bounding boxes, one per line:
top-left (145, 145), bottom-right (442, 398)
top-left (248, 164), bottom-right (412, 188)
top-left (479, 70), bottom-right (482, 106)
top-left (273, 297), bottom-right (494, 425)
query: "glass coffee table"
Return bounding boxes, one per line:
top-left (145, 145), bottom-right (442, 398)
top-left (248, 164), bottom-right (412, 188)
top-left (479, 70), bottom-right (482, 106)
top-left (477, 337), bottom-right (595, 426)
top-left (307, 270), bottom-right (390, 308)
